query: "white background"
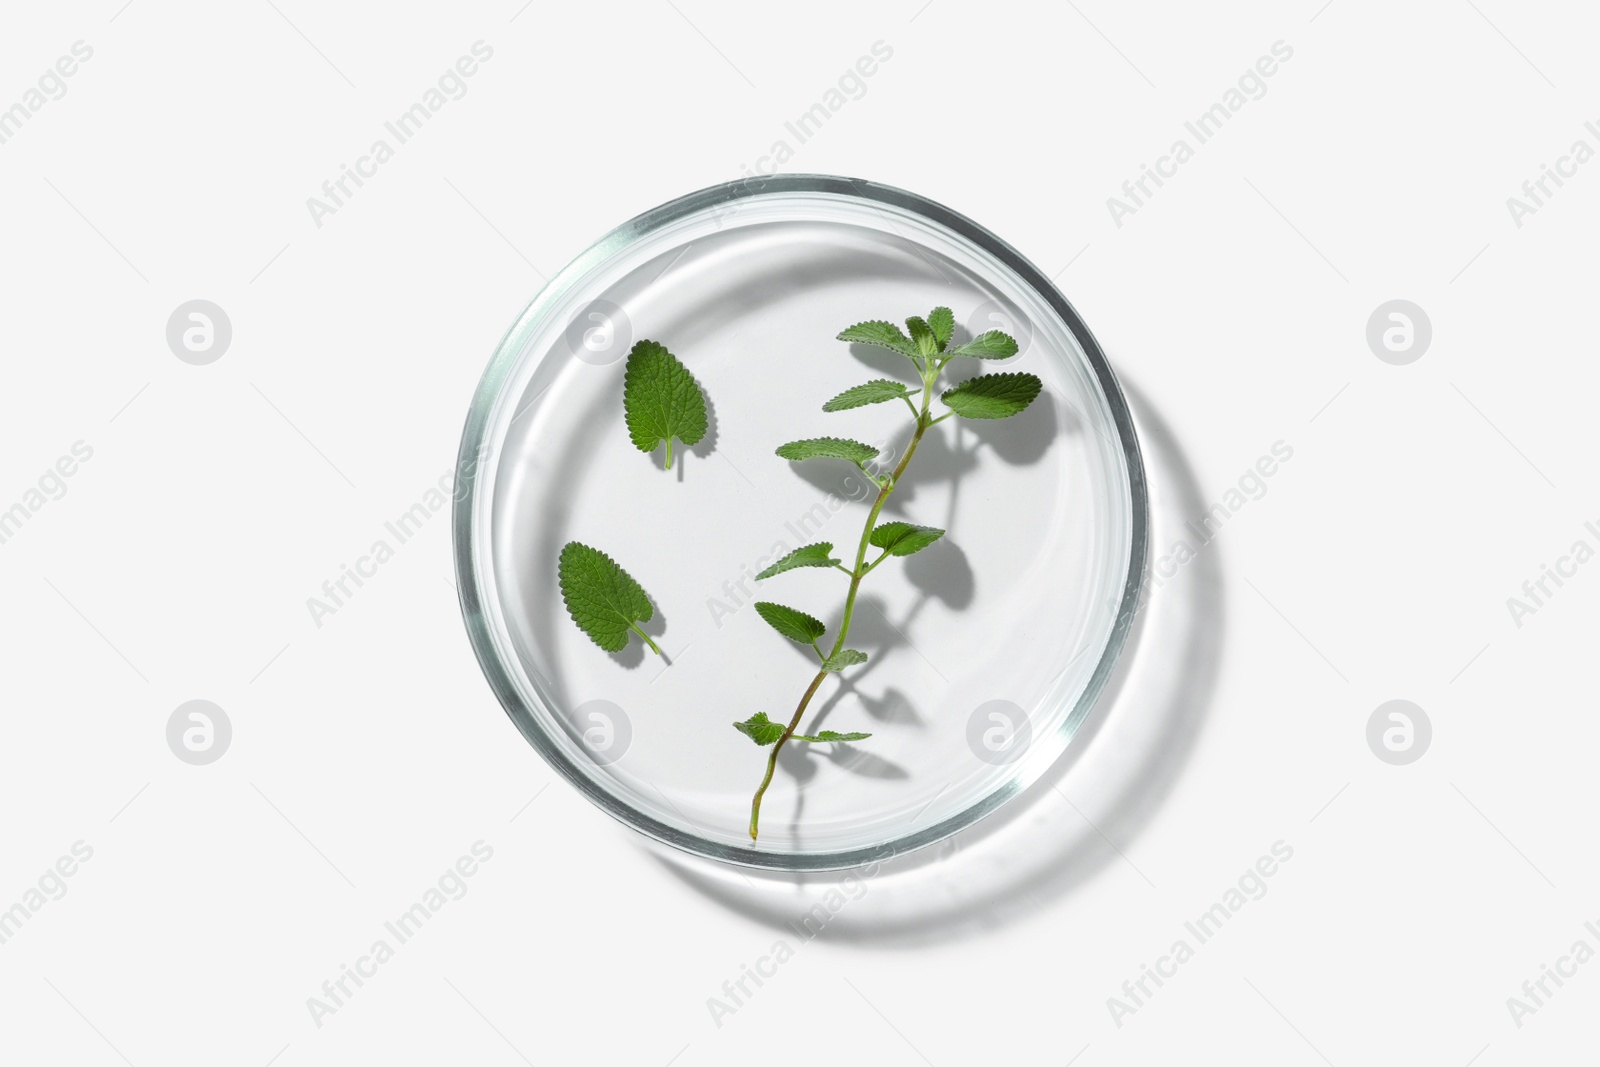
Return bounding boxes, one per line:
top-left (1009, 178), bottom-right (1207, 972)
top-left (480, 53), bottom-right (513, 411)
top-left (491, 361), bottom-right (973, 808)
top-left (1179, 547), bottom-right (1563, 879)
top-left (2, 1), bottom-right (1597, 1064)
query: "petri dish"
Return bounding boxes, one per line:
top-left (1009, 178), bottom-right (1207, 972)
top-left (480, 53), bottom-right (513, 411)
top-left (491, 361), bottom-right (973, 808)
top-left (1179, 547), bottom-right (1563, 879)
top-left (453, 175), bottom-right (1147, 871)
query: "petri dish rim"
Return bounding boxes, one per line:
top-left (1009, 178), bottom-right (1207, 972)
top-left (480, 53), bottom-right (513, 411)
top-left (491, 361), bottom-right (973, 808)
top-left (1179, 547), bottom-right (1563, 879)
top-left (452, 174), bottom-right (1149, 871)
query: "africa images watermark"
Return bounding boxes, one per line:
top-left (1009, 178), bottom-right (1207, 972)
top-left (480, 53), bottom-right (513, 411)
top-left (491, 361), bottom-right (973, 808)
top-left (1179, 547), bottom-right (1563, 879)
top-left (1504, 519), bottom-right (1600, 629)
top-left (1505, 119), bottom-right (1600, 229)
top-left (0, 841), bottom-right (95, 949)
top-left (729, 40), bottom-right (894, 186)
top-left (1135, 440), bottom-right (1294, 611)
top-left (707, 40), bottom-right (896, 231)
top-left (305, 446), bottom-right (485, 628)
top-left (0, 40), bottom-right (95, 147)
top-left (1106, 840), bottom-right (1295, 1028)
top-left (704, 473), bottom-right (881, 628)
top-left (305, 840), bottom-right (495, 1028)
top-left (305, 41), bottom-right (495, 229)
top-left (1106, 40), bottom-right (1295, 228)
top-left (1504, 918), bottom-right (1600, 1030)
top-left (0, 440), bottom-right (95, 548)
top-left (706, 844), bottom-right (895, 1028)
top-left (704, 443), bottom-right (892, 629)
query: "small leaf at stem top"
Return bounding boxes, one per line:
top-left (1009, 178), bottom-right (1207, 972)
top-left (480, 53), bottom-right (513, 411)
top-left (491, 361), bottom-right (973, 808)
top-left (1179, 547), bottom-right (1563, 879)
top-left (927, 307), bottom-right (955, 351)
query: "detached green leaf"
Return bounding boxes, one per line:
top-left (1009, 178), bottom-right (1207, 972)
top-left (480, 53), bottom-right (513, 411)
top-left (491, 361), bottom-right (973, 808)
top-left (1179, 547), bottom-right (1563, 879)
top-left (756, 543), bottom-right (840, 580)
top-left (734, 712), bottom-right (786, 746)
top-left (836, 320), bottom-right (921, 359)
top-left (775, 437), bottom-right (880, 467)
top-left (927, 307), bottom-right (955, 351)
top-left (623, 339), bottom-right (708, 469)
top-left (822, 379), bottom-right (913, 412)
top-left (821, 649), bottom-right (868, 672)
top-left (755, 602), bottom-right (826, 644)
top-left (947, 330), bottom-right (1019, 360)
top-left (557, 541), bottom-right (660, 654)
top-left (793, 729), bottom-right (872, 743)
top-left (905, 316), bottom-right (938, 357)
top-left (869, 521), bottom-right (945, 557)
top-left (941, 372), bottom-right (1042, 420)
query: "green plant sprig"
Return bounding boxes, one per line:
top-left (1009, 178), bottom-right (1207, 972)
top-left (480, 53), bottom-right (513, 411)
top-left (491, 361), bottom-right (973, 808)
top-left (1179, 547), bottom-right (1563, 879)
top-left (737, 308), bottom-right (1041, 840)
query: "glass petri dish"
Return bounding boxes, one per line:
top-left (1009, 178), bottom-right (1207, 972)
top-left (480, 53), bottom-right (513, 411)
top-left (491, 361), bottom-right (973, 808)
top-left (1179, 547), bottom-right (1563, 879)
top-left (453, 175), bottom-right (1147, 871)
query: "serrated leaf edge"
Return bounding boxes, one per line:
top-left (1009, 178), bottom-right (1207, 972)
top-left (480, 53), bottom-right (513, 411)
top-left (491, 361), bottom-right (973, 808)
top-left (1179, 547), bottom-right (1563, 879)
top-left (755, 543), bottom-right (840, 581)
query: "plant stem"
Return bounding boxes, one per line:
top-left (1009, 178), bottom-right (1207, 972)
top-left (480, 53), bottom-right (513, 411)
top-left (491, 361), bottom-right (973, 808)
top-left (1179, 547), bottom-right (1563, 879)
top-left (630, 624), bottom-right (662, 655)
top-left (748, 377), bottom-right (937, 840)
top-left (861, 548), bottom-right (892, 577)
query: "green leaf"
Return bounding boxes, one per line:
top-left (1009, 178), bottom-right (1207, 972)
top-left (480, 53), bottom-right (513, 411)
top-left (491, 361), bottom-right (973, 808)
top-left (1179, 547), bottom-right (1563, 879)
top-left (947, 330), bottom-right (1019, 360)
top-left (869, 521), bottom-right (945, 557)
top-left (623, 339), bottom-right (708, 469)
top-left (927, 307), bottom-right (955, 351)
top-left (755, 602), bottom-right (826, 644)
top-left (905, 316), bottom-right (938, 357)
top-left (836, 320), bottom-right (921, 359)
top-left (793, 730), bottom-right (872, 743)
top-left (739, 710), bottom-right (870, 746)
top-left (775, 437), bottom-right (880, 467)
top-left (941, 372), bottom-right (1043, 420)
top-left (822, 379), bottom-right (913, 412)
top-left (557, 541), bottom-right (660, 654)
top-left (821, 648), bottom-right (868, 671)
top-left (756, 543), bottom-right (840, 580)
top-left (734, 712), bottom-right (786, 746)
